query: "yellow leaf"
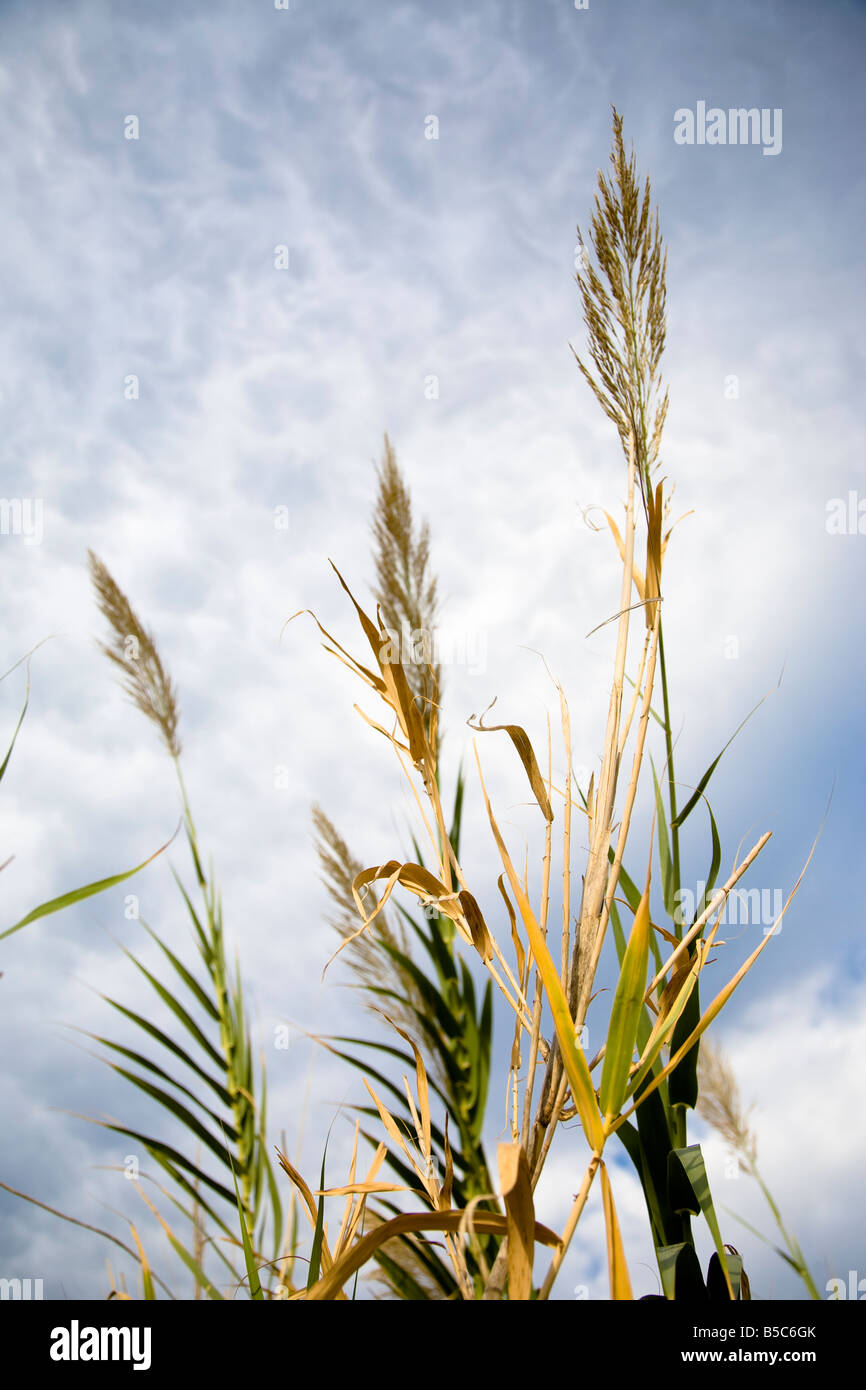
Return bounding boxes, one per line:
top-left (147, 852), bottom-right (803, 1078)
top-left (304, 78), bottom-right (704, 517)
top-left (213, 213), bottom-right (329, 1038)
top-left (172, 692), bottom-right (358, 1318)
top-left (600, 1162), bottom-right (632, 1300)
top-left (498, 1143), bottom-right (535, 1301)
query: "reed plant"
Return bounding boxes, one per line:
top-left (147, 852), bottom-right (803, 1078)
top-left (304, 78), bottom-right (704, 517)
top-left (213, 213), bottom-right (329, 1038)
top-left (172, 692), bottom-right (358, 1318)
top-left (1, 647), bottom-right (168, 951)
top-left (311, 440), bottom-right (496, 1298)
top-left (4, 569), bottom-right (290, 1301)
top-left (278, 107), bottom-right (815, 1301)
top-left (2, 108), bottom-right (818, 1301)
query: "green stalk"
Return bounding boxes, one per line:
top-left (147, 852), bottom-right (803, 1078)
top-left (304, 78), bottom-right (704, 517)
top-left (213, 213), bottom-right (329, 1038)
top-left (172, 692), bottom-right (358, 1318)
top-left (655, 621), bottom-right (688, 1149)
top-left (173, 759), bottom-right (254, 1235)
top-left (657, 622), bottom-right (681, 902)
top-left (746, 1157), bottom-right (820, 1300)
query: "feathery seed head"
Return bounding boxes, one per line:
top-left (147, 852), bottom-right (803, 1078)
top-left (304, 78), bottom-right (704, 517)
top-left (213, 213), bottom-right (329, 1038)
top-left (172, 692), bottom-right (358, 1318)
top-left (371, 434), bottom-right (441, 754)
top-left (87, 550), bottom-right (182, 760)
top-left (696, 1037), bottom-right (758, 1168)
top-left (573, 107), bottom-right (669, 500)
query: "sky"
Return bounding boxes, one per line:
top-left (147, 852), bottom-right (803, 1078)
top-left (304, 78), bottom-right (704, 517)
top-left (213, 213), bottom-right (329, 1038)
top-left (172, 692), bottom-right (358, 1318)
top-left (1, 0), bottom-right (865, 1303)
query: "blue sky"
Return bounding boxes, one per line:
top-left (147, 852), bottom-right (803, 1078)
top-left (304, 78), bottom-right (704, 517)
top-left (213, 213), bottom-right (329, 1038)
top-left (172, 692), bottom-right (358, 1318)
top-left (1, 0), bottom-right (865, 1301)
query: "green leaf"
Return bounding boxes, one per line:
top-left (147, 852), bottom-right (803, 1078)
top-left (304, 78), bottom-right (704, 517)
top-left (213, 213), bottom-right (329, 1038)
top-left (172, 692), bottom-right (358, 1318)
top-left (610, 896), bottom-right (628, 966)
top-left (671, 688), bottom-right (775, 830)
top-left (668, 969), bottom-right (702, 1110)
top-left (651, 761), bottom-right (676, 920)
top-left (668, 1145), bottom-right (734, 1298)
top-left (357, 985), bottom-right (459, 1080)
top-left (402, 904), bottom-right (458, 986)
top-left (92, 1122), bottom-right (237, 1208)
top-left (610, 898), bottom-right (657, 1062)
top-left (614, 856), bottom-right (665, 976)
top-left (373, 1198), bottom-right (460, 1297)
top-left (624, 671), bottom-right (666, 729)
top-left (157, 1218), bottom-right (225, 1300)
top-left (723, 1207), bottom-right (803, 1271)
top-left (615, 1119), bottom-right (667, 1252)
top-left (704, 801), bottom-right (722, 903)
top-left (143, 1154), bottom-right (237, 1243)
top-left (373, 1249), bottom-right (433, 1300)
top-left (656, 1242), bottom-right (706, 1301)
top-left (626, 957), bottom-right (699, 1103)
top-left (633, 1080), bottom-right (687, 1249)
top-left (96, 1039), bottom-right (239, 1140)
top-left (139, 921), bottom-right (221, 1022)
top-left (99, 998), bottom-right (233, 1107)
top-left (107, 1067), bottom-right (234, 1169)
top-left (614, 858), bottom-right (642, 915)
top-left (170, 869), bottom-right (212, 962)
top-left (358, 1125), bottom-right (424, 1195)
top-left (327, 1035), bottom-right (452, 1107)
top-left (1, 832), bottom-right (176, 942)
top-left (475, 981), bottom-right (493, 1143)
top-left (378, 943), bottom-right (463, 1043)
top-left (600, 880), bottom-right (651, 1123)
top-left (120, 948), bottom-right (226, 1072)
top-left (307, 1142), bottom-right (329, 1291)
top-left (229, 1152), bottom-right (263, 1300)
top-left (656, 1243), bottom-right (685, 1299)
top-left (0, 669), bottom-right (31, 784)
top-left (449, 766), bottom-right (466, 860)
top-left (669, 803), bottom-right (723, 1109)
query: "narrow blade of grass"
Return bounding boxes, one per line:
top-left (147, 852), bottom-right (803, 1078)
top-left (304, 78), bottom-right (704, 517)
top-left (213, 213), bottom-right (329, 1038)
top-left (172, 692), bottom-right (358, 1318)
top-left (600, 867), bottom-right (651, 1125)
top-left (1, 828), bottom-right (177, 941)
